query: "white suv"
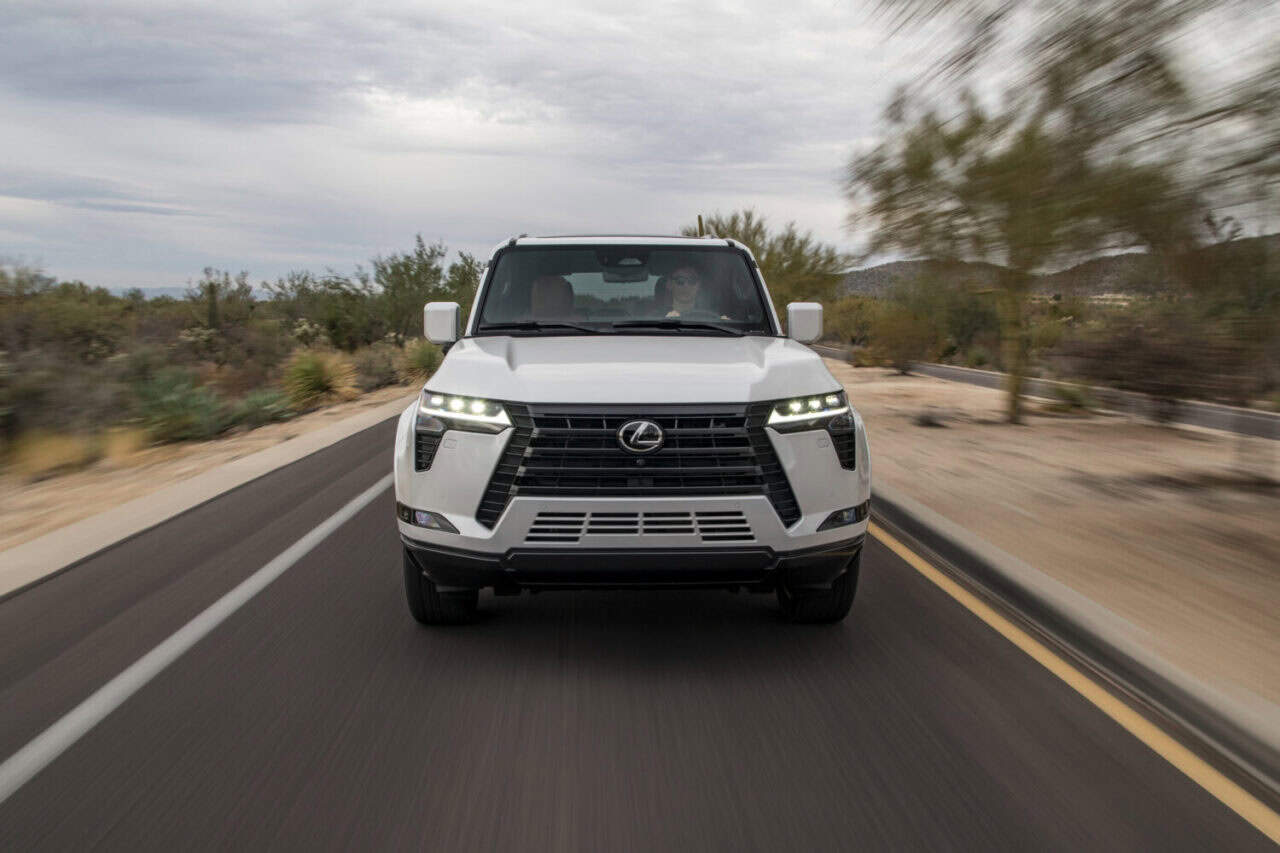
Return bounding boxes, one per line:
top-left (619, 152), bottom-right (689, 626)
top-left (393, 235), bottom-right (871, 623)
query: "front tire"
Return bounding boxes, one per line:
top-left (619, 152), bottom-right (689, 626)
top-left (403, 547), bottom-right (479, 625)
top-left (777, 553), bottom-right (860, 624)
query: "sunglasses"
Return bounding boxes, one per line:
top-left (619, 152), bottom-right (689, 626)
top-left (670, 275), bottom-right (700, 286)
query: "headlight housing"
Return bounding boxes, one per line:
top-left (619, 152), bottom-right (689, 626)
top-left (417, 391), bottom-right (511, 434)
top-left (766, 390), bottom-right (851, 433)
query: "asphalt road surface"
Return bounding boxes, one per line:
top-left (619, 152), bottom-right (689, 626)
top-left (0, 419), bottom-right (1272, 850)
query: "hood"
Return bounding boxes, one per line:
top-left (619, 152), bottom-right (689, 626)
top-left (426, 335), bottom-right (838, 404)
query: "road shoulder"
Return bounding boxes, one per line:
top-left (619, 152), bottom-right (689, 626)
top-left (0, 390), bottom-right (415, 599)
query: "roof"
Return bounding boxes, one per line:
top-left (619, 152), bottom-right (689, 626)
top-left (487, 234), bottom-right (737, 256)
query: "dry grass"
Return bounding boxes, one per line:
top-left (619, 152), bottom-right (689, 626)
top-left (101, 427), bottom-right (150, 465)
top-left (396, 340), bottom-right (442, 384)
top-left (282, 349), bottom-right (359, 410)
top-left (0, 382), bottom-right (419, 552)
top-left (10, 432), bottom-right (100, 480)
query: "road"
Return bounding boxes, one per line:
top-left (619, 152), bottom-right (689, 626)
top-left (0, 418), bottom-right (1273, 850)
top-left (810, 345), bottom-right (1280, 440)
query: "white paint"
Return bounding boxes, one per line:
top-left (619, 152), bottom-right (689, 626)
top-left (428, 335), bottom-right (839, 404)
top-left (0, 473), bottom-right (393, 806)
top-left (785, 302), bottom-right (823, 343)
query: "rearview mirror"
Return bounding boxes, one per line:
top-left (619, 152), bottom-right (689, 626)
top-left (786, 302), bottom-right (822, 343)
top-left (424, 302), bottom-right (460, 345)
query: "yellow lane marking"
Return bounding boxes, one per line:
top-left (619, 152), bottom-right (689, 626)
top-left (868, 521), bottom-right (1280, 845)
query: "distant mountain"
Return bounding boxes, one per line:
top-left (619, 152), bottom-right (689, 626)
top-left (110, 285), bottom-right (274, 300)
top-left (838, 259), bottom-right (1005, 299)
top-left (108, 286), bottom-right (191, 300)
top-left (841, 234), bottom-right (1279, 298)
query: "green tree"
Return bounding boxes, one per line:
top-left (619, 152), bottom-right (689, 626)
top-left (680, 210), bottom-right (850, 322)
top-left (846, 0), bottom-right (1216, 422)
top-left (373, 236), bottom-right (447, 345)
top-left (442, 251), bottom-right (484, 310)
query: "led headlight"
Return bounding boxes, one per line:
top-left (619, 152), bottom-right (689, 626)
top-left (417, 391), bottom-right (511, 434)
top-left (767, 391), bottom-right (851, 433)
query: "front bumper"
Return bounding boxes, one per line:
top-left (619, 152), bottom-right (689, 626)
top-left (402, 534), bottom-right (864, 591)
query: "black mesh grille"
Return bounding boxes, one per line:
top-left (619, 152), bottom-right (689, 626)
top-left (474, 403), bottom-right (801, 528)
top-left (830, 428), bottom-right (857, 469)
top-left (746, 402), bottom-right (802, 526)
top-left (414, 431), bottom-right (443, 471)
top-left (475, 404), bottom-right (535, 527)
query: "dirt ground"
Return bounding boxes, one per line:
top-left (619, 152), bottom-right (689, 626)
top-left (829, 360), bottom-right (1280, 710)
top-left (0, 384), bottom-right (418, 553)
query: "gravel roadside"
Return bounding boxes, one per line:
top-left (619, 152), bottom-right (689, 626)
top-left (831, 360), bottom-right (1280, 715)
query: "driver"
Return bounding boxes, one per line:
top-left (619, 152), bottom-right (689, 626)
top-left (665, 264), bottom-right (730, 320)
top-left (666, 265), bottom-right (704, 318)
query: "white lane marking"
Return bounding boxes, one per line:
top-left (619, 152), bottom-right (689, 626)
top-left (0, 473), bottom-right (393, 806)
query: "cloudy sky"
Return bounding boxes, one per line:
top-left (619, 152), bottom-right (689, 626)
top-left (0, 0), bottom-right (941, 289)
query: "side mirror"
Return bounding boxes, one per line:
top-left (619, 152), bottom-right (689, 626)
top-left (424, 302), bottom-right (460, 345)
top-left (786, 302), bottom-right (822, 343)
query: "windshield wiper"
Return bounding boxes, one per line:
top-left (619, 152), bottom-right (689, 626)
top-left (610, 320), bottom-right (745, 336)
top-left (477, 321), bottom-right (610, 335)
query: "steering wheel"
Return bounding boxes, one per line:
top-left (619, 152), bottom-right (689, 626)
top-left (679, 307), bottom-right (732, 321)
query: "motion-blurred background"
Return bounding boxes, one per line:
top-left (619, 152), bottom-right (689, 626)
top-left (1, 0), bottom-right (1277, 760)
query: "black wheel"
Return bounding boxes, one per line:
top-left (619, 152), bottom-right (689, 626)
top-left (403, 547), bottom-right (479, 625)
top-left (777, 553), bottom-right (860, 624)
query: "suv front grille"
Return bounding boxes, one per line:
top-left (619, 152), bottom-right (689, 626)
top-left (525, 510), bottom-right (754, 543)
top-left (475, 403), bottom-right (800, 528)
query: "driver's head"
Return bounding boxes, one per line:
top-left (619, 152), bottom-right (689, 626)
top-left (668, 265), bottom-right (702, 307)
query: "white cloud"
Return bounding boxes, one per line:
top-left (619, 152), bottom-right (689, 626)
top-left (0, 0), bottom-right (927, 287)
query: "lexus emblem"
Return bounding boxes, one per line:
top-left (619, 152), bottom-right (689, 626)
top-left (617, 420), bottom-right (664, 454)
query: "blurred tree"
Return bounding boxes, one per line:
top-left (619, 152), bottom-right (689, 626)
top-left (680, 210), bottom-right (850, 321)
top-left (846, 0), bottom-right (1236, 421)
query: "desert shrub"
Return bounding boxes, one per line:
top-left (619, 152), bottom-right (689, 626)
top-left (109, 345), bottom-right (169, 386)
top-left (964, 346), bottom-right (992, 368)
top-left (101, 426), bottom-right (149, 462)
top-left (826, 296), bottom-right (877, 346)
top-left (9, 431), bottom-right (99, 479)
top-left (396, 339), bottom-right (442, 383)
top-left (6, 350), bottom-right (131, 435)
top-left (282, 349), bottom-right (357, 410)
top-left (1050, 382), bottom-right (1094, 412)
top-left (210, 361), bottom-right (273, 397)
top-left (1030, 316), bottom-right (1067, 351)
top-left (8, 280), bottom-right (131, 363)
top-left (230, 388), bottom-right (294, 429)
top-left (1057, 303), bottom-right (1255, 416)
top-left (852, 346), bottom-right (886, 368)
top-left (944, 290), bottom-right (1001, 355)
top-left (0, 350), bottom-right (13, 446)
top-left (290, 318), bottom-right (327, 348)
top-left (354, 343), bottom-right (400, 391)
top-left (868, 302), bottom-right (937, 373)
top-left (134, 367), bottom-right (231, 442)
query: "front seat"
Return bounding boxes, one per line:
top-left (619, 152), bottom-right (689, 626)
top-left (652, 276), bottom-right (672, 314)
top-left (530, 275), bottom-right (574, 318)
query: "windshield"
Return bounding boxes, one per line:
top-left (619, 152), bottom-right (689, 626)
top-left (473, 245), bottom-right (775, 335)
